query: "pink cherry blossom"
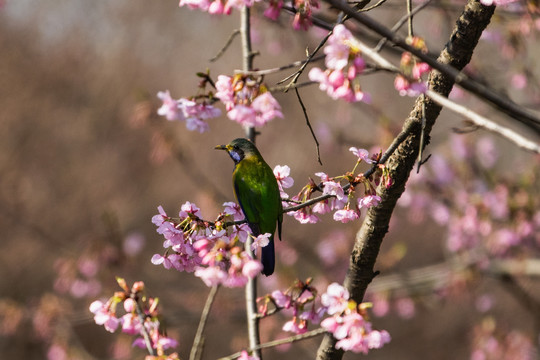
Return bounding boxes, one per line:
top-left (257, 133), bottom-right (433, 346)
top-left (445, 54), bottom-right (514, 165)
top-left (272, 290), bottom-right (292, 308)
top-left (194, 266), bottom-right (228, 287)
top-left (251, 92), bottom-right (283, 126)
top-left (179, 201), bottom-right (202, 218)
top-left (156, 92), bottom-right (219, 132)
top-left (308, 67), bottom-right (329, 90)
top-left (349, 147), bottom-right (375, 163)
top-left (274, 164), bottom-right (294, 191)
top-left (358, 195), bottom-right (381, 208)
top-left (322, 312), bottom-right (391, 353)
top-left (158, 336), bottom-right (179, 350)
top-left (238, 350), bottom-right (260, 360)
top-left (90, 300), bottom-right (120, 333)
top-left (333, 208), bottom-right (359, 223)
top-left (291, 207), bottom-right (319, 224)
top-left (476, 136), bottom-right (498, 169)
top-left (157, 90), bottom-right (183, 121)
top-left (242, 259), bottom-right (263, 278)
top-left (412, 62), bottom-right (431, 79)
top-left (121, 313), bottom-right (142, 335)
top-left (223, 202), bottom-right (245, 221)
top-left (321, 282), bottom-right (349, 315)
top-left (313, 200), bottom-right (331, 214)
top-left (310, 24), bottom-right (370, 102)
top-left (315, 171), bottom-right (330, 182)
top-left (251, 233), bottom-right (271, 251)
top-left (208, 0), bottom-right (224, 13)
top-left (325, 43), bottom-right (350, 71)
top-left (263, 0), bottom-right (282, 20)
top-left (179, 0), bottom-right (212, 10)
top-left (227, 104), bottom-right (257, 125)
top-left (282, 319), bottom-right (308, 334)
top-left (215, 75), bottom-right (235, 108)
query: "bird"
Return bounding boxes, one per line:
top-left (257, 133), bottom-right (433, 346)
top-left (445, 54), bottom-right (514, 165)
top-left (215, 138), bottom-right (283, 276)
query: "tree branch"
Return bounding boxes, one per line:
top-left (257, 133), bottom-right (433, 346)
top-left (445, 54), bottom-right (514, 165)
top-left (324, 0), bottom-right (540, 134)
top-left (219, 328), bottom-right (326, 360)
top-left (190, 285), bottom-right (219, 360)
top-left (240, 6), bottom-right (262, 359)
top-left (316, 1), bottom-right (496, 358)
top-left (426, 89), bottom-right (540, 154)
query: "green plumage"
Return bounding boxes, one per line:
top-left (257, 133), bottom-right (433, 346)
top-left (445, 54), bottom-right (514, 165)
top-left (216, 138), bottom-right (282, 276)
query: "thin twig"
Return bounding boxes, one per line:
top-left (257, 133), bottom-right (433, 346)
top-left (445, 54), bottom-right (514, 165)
top-left (295, 87), bottom-right (322, 165)
top-left (234, 55), bottom-right (325, 76)
top-left (426, 89), bottom-right (540, 154)
top-left (218, 328), bottom-right (327, 360)
top-left (210, 29), bottom-right (241, 62)
top-left (374, 0), bottom-right (432, 52)
top-left (190, 285), bottom-right (219, 360)
top-left (270, 80), bottom-right (317, 92)
top-left (277, 7), bottom-right (356, 89)
top-left (133, 295), bottom-right (156, 356)
top-left (277, 31), bottom-right (334, 88)
top-left (407, 0), bottom-right (414, 37)
top-left (358, 0), bottom-right (389, 12)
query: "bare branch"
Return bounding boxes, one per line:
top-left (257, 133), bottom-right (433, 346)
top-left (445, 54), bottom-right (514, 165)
top-left (234, 55), bottom-right (325, 76)
top-left (239, 7), bottom-right (262, 359)
top-left (133, 295), bottom-right (157, 356)
top-left (190, 286), bottom-right (219, 360)
top-left (210, 29), bottom-right (240, 62)
top-left (295, 87), bottom-right (322, 165)
top-left (218, 328), bottom-right (326, 360)
top-left (426, 89), bottom-right (540, 154)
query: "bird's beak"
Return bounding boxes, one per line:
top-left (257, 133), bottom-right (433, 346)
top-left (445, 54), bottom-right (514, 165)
top-left (215, 144), bottom-right (228, 151)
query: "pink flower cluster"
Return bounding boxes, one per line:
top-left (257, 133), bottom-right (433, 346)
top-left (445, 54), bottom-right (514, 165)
top-left (400, 134), bottom-right (540, 263)
top-left (238, 350), bottom-right (260, 360)
top-left (261, 279), bottom-right (325, 334)
top-left (90, 280), bottom-right (178, 357)
top-left (291, 0), bottom-right (320, 30)
top-left (53, 256), bottom-right (102, 299)
top-left (215, 75), bottom-right (283, 128)
top-left (471, 318), bottom-right (533, 360)
top-left (309, 24), bottom-right (370, 102)
top-left (284, 148), bottom-right (383, 224)
top-left (157, 90), bottom-right (221, 133)
top-left (394, 37), bottom-right (431, 96)
top-left (179, 0), bottom-right (260, 14)
top-left (320, 283), bottom-right (391, 353)
top-left (151, 202), bottom-right (270, 287)
top-left (263, 0), bottom-right (283, 20)
top-left (260, 281), bottom-right (390, 354)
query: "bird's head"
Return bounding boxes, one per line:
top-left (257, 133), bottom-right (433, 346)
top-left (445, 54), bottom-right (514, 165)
top-left (215, 138), bottom-right (261, 164)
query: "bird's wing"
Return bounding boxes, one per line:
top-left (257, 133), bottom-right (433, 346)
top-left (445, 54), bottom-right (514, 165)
top-left (233, 160), bottom-right (281, 237)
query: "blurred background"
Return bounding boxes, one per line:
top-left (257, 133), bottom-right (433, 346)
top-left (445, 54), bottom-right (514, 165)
top-left (1, 0), bottom-right (539, 359)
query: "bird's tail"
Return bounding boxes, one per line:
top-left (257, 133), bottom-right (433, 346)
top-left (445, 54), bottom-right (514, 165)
top-left (261, 237), bottom-right (275, 276)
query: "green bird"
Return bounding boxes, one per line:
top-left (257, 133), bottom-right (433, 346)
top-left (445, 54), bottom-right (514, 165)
top-left (215, 138), bottom-right (283, 276)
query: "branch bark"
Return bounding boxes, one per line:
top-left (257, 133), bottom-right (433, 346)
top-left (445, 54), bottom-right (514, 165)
top-left (239, 6), bottom-right (262, 359)
top-left (316, 1), bottom-right (495, 359)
